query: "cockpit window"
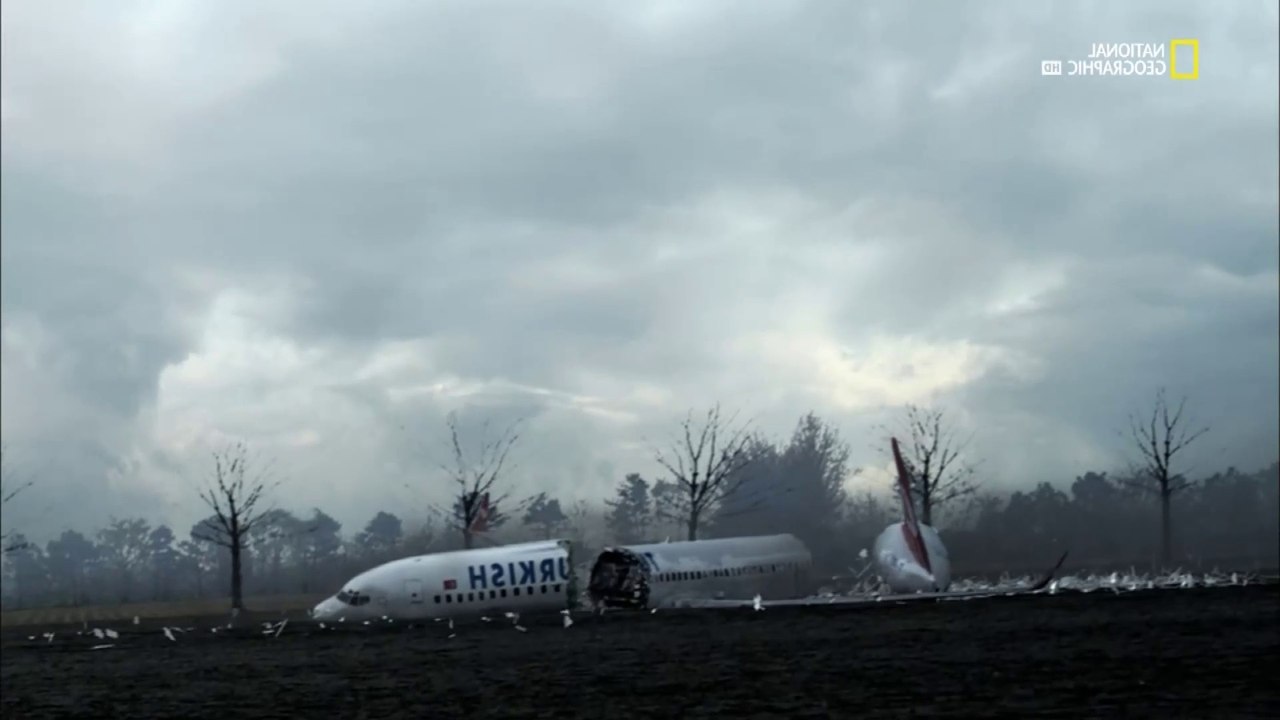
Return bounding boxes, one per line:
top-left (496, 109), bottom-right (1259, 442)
top-left (336, 589), bottom-right (371, 606)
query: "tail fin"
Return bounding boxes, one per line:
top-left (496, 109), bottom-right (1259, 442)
top-left (468, 492), bottom-right (492, 534)
top-left (891, 437), bottom-right (932, 574)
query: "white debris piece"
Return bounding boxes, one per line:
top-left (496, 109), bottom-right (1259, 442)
top-left (133, 616), bottom-right (140, 626)
top-left (562, 615), bottom-right (574, 629)
top-left (752, 595), bottom-right (764, 612)
top-left (104, 628), bottom-right (119, 639)
top-left (91, 644), bottom-right (115, 650)
top-left (514, 625), bottom-right (527, 632)
top-left (44, 632), bottom-right (55, 644)
top-left (163, 627), bottom-right (176, 642)
top-left (448, 633), bottom-right (456, 640)
top-left (274, 620), bottom-right (288, 638)
top-left (448, 619), bottom-right (454, 630)
top-left (91, 628), bottom-right (105, 639)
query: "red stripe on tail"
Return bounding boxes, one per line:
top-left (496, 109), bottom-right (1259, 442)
top-left (891, 437), bottom-right (932, 574)
top-left (468, 492), bottom-right (491, 534)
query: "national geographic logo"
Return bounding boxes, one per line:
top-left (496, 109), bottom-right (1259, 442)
top-left (1041, 39), bottom-right (1199, 79)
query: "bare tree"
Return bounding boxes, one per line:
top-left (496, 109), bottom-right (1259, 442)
top-left (1121, 388), bottom-right (1209, 566)
top-left (878, 405), bottom-right (979, 526)
top-left (192, 442), bottom-right (278, 611)
top-left (0, 445), bottom-right (35, 554)
top-left (653, 404), bottom-right (754, 540)
top-left (436, 411), bottom-right (524, 549)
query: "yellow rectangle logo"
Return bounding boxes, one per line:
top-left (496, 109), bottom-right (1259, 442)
top-left (1170, 38), bottom-right (1199, 80)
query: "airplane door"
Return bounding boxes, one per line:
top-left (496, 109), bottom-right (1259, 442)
top-left (405, 579), bottom-right (424, 604)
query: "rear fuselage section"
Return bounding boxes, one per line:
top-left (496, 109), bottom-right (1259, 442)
top-left (872, 521), bottom-right (951, 593)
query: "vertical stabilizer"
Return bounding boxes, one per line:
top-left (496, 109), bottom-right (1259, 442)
top-left (468, 492), bottom-right (492, 534)
top-left (891, 437), bottom-right (933, 574)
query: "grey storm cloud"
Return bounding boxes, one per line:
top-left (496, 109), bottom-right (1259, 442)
top-left (2, 0), bottom-right (1277, 544)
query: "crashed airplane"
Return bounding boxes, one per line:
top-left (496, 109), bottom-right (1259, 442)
top-left (312, 436), bottom-right (1064, 622)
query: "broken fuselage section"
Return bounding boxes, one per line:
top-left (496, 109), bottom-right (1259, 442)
top-left (587, 534), bottom-right (813, 610)
top-left (587, 547), bottom-right (653, 610)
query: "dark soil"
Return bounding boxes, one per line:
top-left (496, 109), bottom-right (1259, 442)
top-left (3, 585), bottom-right (1277, 719)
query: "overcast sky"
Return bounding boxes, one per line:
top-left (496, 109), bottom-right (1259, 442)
top-left (2, 1), bottom-right (1277, 545)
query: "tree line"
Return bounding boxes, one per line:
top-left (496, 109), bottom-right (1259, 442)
top-left (1, 390), bottom-right (1276, 610)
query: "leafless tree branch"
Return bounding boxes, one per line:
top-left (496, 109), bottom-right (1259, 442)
top-left (0, 445), bottom-right (36, 552)
top-left (651, 404), bottom-right (755, 539)
top-left (430, 411), bottom-right (525, 546)
top-left (1123, 387), bottom-right (1209, 565)
top-left (875, 405), bottom-right (981, 526)
top-left (193, 441), bottom-right (280, 608)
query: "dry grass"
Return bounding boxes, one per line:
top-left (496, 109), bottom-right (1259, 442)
top-left (0, 594), bottom-right (326, 628)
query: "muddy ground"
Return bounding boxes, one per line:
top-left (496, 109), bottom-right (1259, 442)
top-left (2, 584), bottom-right (1277, 719)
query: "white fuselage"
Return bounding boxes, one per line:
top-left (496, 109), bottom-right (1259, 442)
top-left (312, 539), bottom-right (576, 623)
top-left (589, 534), bottom-right (813, 609)
top-left (872, 521), bottom-right (952, 594)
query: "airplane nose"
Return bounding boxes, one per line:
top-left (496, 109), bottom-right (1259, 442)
top-left (312, 598), bottom-right (339, 621)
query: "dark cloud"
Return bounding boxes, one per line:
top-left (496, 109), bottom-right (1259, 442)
top-left (2, 0), bottom-right (1276, 543)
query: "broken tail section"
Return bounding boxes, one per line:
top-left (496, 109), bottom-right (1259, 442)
top-left (468, 492), bottom-right (492, 534)
top-left (891, 437), bottom-right (933, 576)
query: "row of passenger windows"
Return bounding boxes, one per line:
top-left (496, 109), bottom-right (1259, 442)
top-left (655, 560), bottom-right (807, 583)
top-left (434, 583), bottom-right (564, 605)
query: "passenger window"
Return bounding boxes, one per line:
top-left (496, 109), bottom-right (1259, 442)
top-left (489, 590), bottom-right (497, 599)
top-left (445, 595), bottom-right (452, 603)
top-left (514, 587), bottom-right (521, 596)
top-left (541, 586), bottom-right (548, 594)
top-left (468, 592), bottom-right (475, 602)
top-left (500, 589), bottom-right (507, 598)
top-left (433, 595), bottom-right (441, 604)
top-left (553, 583), bottom-right (562, 593)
